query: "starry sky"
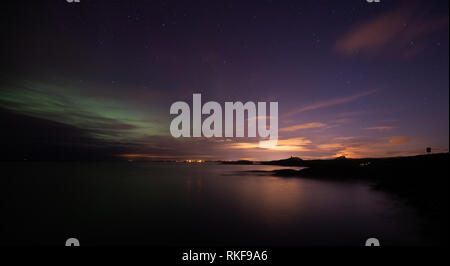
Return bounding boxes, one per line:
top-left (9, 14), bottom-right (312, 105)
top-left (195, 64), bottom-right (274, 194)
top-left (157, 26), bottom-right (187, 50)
top-left (0, 0), bottom-right (448, 161)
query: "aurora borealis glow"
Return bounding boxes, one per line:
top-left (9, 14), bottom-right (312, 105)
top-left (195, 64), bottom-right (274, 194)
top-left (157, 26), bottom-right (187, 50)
top-left (0, 0), bottom-right (448, 161)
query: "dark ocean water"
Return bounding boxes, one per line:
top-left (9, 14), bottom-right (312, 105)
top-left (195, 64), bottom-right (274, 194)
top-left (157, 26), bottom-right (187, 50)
top-left (0, 162), bottom-right (423, 246)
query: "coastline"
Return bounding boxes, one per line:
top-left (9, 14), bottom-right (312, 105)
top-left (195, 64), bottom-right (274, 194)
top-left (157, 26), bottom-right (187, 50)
top-left (226, 153), bottom-right (449, 245)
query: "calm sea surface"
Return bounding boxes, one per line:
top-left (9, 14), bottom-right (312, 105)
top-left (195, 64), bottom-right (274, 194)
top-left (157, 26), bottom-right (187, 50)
top-left (0, 162), bottom-right (424, 245)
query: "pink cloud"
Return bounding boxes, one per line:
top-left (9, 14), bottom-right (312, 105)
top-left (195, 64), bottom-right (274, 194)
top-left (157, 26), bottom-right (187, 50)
top-left (389, 136), bottom-right (411, 145)
top-left (284, 90), bottom-right (376, 117)
top-left (363, 126), bottom-right (394, 131)
top-left (280, 122), bottom-right (327, 132)
top-left (334, 4), bottom-right (448, 58)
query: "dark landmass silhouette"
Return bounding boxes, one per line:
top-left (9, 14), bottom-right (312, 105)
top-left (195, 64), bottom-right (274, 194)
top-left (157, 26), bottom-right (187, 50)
top-left (261, 156), bottom-right (304, 166)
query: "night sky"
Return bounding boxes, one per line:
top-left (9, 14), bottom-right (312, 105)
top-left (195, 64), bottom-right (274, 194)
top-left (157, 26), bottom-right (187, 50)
top-left (1, 0), bottom-right (448, 161)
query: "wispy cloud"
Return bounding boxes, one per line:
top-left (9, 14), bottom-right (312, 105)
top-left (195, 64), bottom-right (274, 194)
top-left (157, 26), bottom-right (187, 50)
top-left (334, 4), bottom-right (448, 58)
top-left (363, 126), bottom-right (394, 131)
top-left (229, 137), bottom-right (312, 152)
top-left (284, 90), bottom-right (376, 117)
top-left (226, 134), bottom-right (419, 159)
top-left (280, 122), bottom-right (327, 132)
top-left (389, 136), bottom-right (410, 145)
top-left (313, 135), bottom-right (415, 158)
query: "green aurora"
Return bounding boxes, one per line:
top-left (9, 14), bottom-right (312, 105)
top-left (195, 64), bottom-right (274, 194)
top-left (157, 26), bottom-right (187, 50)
top-left (0, 80), bottom-right (168, 144)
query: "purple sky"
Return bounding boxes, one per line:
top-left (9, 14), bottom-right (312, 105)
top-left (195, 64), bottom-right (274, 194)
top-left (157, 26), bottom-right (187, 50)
top-left (0, 0), bottom-right (448, 161)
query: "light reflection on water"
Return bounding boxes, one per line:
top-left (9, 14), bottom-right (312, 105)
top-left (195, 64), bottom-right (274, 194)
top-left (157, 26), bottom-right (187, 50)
top-left (0, 162), bottom-right (424, 245)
